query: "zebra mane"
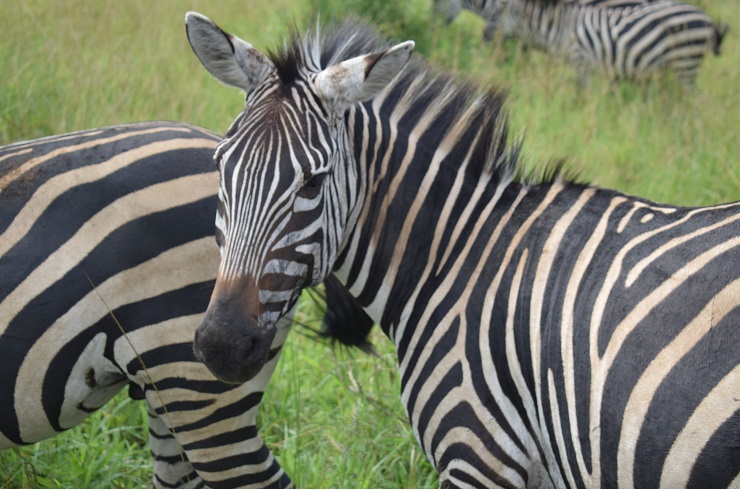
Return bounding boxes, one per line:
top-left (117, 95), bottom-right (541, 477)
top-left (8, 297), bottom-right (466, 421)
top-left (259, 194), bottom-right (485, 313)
top-left (266, 17), bottom-right (521, 185)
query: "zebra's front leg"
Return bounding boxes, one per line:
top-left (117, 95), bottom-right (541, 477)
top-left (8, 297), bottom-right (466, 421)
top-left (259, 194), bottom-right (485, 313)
top-left (134, 319), bottom-right (294, 489)
top-left (571, 60), bottom-right (591, 92)
top-left (433, 0), bottom-right (463, 25)
top-left (147, 404), bottom-right (203, 489)
top-left (483, 20), bottom-right (498, 42)
top-left (140, 365), bottom-right (290, 489)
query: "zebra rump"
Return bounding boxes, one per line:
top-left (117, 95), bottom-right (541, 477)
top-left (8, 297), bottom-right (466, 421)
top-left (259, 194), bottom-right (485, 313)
top-left (0, 122), bottom-right (291, 488)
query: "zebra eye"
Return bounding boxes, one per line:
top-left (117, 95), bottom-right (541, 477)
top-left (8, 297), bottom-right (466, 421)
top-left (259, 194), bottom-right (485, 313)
top-left (213, 147), bottom-right (224, 168)
top-left (304, 172), bottom-right (327, 190)
top-left (299, 172), bottom-right (328, 200)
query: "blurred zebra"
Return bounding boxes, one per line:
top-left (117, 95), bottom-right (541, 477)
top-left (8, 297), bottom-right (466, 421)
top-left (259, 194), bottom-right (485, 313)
top-left (185, 14), bottom-right (739, 488)
top-left (435, 0), bottom-right (653, 41)
top-left (0, 122), bottom-right (291, 488)
top-left (435, 0), bottom-right (728, 89)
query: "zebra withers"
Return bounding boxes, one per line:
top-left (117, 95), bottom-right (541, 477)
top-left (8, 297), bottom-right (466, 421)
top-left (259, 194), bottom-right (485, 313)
top-left (186, 13), bottom-right (739, 488)
top-left (0, 122), bottom-right (291, 488)
top-left (435, 0), bottom-right (728, 90)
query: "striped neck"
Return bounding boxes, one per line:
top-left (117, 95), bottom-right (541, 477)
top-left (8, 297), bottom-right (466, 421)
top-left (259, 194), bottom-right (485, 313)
top-left (333, 85), bottom-right (521, 342)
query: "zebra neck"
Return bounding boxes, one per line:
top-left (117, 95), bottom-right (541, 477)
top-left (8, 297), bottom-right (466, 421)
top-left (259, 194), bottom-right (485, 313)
top-left (333, 137), bottom-right (526, 341)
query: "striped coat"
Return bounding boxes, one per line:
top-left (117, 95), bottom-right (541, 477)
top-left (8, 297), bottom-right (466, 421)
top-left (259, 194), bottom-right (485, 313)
top-left (438, 0), bottom-right (729, 89)
top-left (0, 122), bottom-right (290, 488)
top-left (185, 14), bottom-right (739, 488)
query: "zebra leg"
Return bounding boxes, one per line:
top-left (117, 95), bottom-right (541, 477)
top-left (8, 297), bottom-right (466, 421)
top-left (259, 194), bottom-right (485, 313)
top-left (483, 20), bottom-right (498, 42)
top-left (572, 61), bottom-right (590, 91)
top-left (434, 0), bottom-right (463, 24)
top-left (669, 57), bottom-right (702, 92)
top-left (147, 406), bottom-right (203, 489)
top-left (128, 320), bottom-right (293, 489)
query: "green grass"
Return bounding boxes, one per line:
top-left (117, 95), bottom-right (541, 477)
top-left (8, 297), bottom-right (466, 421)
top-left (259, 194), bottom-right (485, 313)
top-left (1, 0), bottom-right (738, 487)
top-left (1, 396), bottom-right (150, 488)
top-left (261, 301), bottom-right (438, 488)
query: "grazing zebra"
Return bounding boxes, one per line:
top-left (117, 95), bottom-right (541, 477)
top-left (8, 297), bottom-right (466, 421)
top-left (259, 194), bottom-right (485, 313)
top-left (0, 122), bottom-right (292, 488)
top-left (434, 0), bottom-right (651, 41)
top-left (435, 0), bottom-right (728, 89)
top-left (185, 13), bottom-right (740, 488)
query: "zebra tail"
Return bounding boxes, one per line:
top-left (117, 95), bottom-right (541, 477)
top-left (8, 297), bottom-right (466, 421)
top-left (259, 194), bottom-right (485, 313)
top-left (321, 274), bottom-right (376, 354)
top-left (712, 22), bottom-right (729, 56)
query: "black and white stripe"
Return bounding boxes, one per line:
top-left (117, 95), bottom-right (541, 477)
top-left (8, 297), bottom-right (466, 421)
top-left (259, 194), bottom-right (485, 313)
top-left (436, 0), bottom-right (728, 89)
top-left (0, 122), bottom-right (291, 488)
top-left (187, 15), bottom-right (739, 488)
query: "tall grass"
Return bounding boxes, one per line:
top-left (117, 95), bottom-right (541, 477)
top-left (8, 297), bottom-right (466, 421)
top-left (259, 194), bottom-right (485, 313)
top-left (1, 0), bottom-right (738, 487)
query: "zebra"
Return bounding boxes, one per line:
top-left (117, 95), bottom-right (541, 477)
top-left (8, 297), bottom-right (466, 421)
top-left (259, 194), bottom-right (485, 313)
top-left (185, 12), bottom-right (740, 488)
top-left (0, 121), bottom-right (293, 488)
top-left (435, 0), bottom-right (728, 90)
top-left (434, 0), bottom-right (652, 41)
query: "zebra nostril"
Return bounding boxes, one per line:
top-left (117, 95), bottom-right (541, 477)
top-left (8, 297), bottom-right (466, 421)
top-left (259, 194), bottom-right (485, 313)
top-left (240, 335), bottom-right (255, 358)
top-left (192, 329), bottom-right (207, 363)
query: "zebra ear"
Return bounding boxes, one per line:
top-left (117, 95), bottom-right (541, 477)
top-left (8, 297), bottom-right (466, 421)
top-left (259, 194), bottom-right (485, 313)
top-left (315, 41), bottom-right (415, 114)
top-left (185, 11), bottom-right (274, 93)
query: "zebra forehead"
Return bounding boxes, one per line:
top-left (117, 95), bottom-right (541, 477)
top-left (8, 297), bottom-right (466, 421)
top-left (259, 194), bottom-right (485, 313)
top-left (266, 17), bottom-right (390, 88)
top-left (220, 130), bottom-right (325, 191)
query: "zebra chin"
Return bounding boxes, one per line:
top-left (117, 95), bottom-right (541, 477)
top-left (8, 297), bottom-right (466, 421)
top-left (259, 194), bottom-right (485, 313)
top-left (193, 319), bottom-right (277, 384)
top-left (192, 290), bottom-right (278, 384)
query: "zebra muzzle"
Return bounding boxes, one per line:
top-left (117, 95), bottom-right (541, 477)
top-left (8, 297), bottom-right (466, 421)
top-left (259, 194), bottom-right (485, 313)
top-left (193, 283), bottom-right (276, 384)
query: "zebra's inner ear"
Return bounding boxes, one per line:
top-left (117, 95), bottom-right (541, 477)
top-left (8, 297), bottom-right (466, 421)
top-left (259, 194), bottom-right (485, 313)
top-left (185, 11), bottom-right (274, 93)
top-left (315, 41), bottom-right (415, 114)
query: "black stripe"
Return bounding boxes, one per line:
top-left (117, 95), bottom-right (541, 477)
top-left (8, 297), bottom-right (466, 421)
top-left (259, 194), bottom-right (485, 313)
top-left (687, 410), bottom-right (740, 488)
top-left (203, 459), bottom-right (287, 489)
top-left (630, 304), bottom-right (740, 487)
top-left (192, 444), bottom-right (271, 473)
top-left (182, 425), bottom-right (259, 452)
top-left (175, 392), bottom-right (264, 435)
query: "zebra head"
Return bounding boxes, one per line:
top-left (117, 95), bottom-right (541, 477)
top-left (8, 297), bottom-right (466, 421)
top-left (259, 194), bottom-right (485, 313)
top-left (185, 12), bottom-right (413, 383)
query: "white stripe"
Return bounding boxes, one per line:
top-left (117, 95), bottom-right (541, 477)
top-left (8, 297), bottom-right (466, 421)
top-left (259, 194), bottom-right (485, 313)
top-left (0, 137), bottom-right (218, 259)
top-left (0, 172), bottom-right (218, 337)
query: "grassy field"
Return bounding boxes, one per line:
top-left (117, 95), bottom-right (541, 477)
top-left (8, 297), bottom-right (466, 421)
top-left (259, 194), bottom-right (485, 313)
top-left (1, 0), bottom-right (738, 487)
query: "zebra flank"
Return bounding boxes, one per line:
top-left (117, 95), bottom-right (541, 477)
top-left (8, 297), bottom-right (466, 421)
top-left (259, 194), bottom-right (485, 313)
top-left (187, 13), bottom-right (739, 488)
top-left (0, 122), bottom-right (291, 488)
top-left (435, 0), bottom-right (728, 90)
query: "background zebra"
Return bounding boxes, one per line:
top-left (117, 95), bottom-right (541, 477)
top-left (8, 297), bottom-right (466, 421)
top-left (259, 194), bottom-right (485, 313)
top-left (186, 13), bottom-right (739, 488)
top-left (434, 0), bottom-right (728, 89)
top-left (0, 122), bottom-right (292, 488)
top-left (434, 0), bottom-right (653, 41)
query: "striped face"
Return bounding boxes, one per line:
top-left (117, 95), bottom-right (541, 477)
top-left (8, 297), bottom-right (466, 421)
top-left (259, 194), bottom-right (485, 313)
top-left (216, 83), bottom-right (338, 292)
top-left (185, 12), bottom-right (413, 383)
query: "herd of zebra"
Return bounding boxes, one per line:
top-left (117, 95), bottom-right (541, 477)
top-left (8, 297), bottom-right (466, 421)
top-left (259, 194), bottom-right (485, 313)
top-left (1, 0), bottom-right (737, 489)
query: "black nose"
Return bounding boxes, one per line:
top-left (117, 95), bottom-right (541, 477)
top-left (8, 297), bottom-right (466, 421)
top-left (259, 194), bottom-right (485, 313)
top-left (193, 308), bottom-right (276, 384)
